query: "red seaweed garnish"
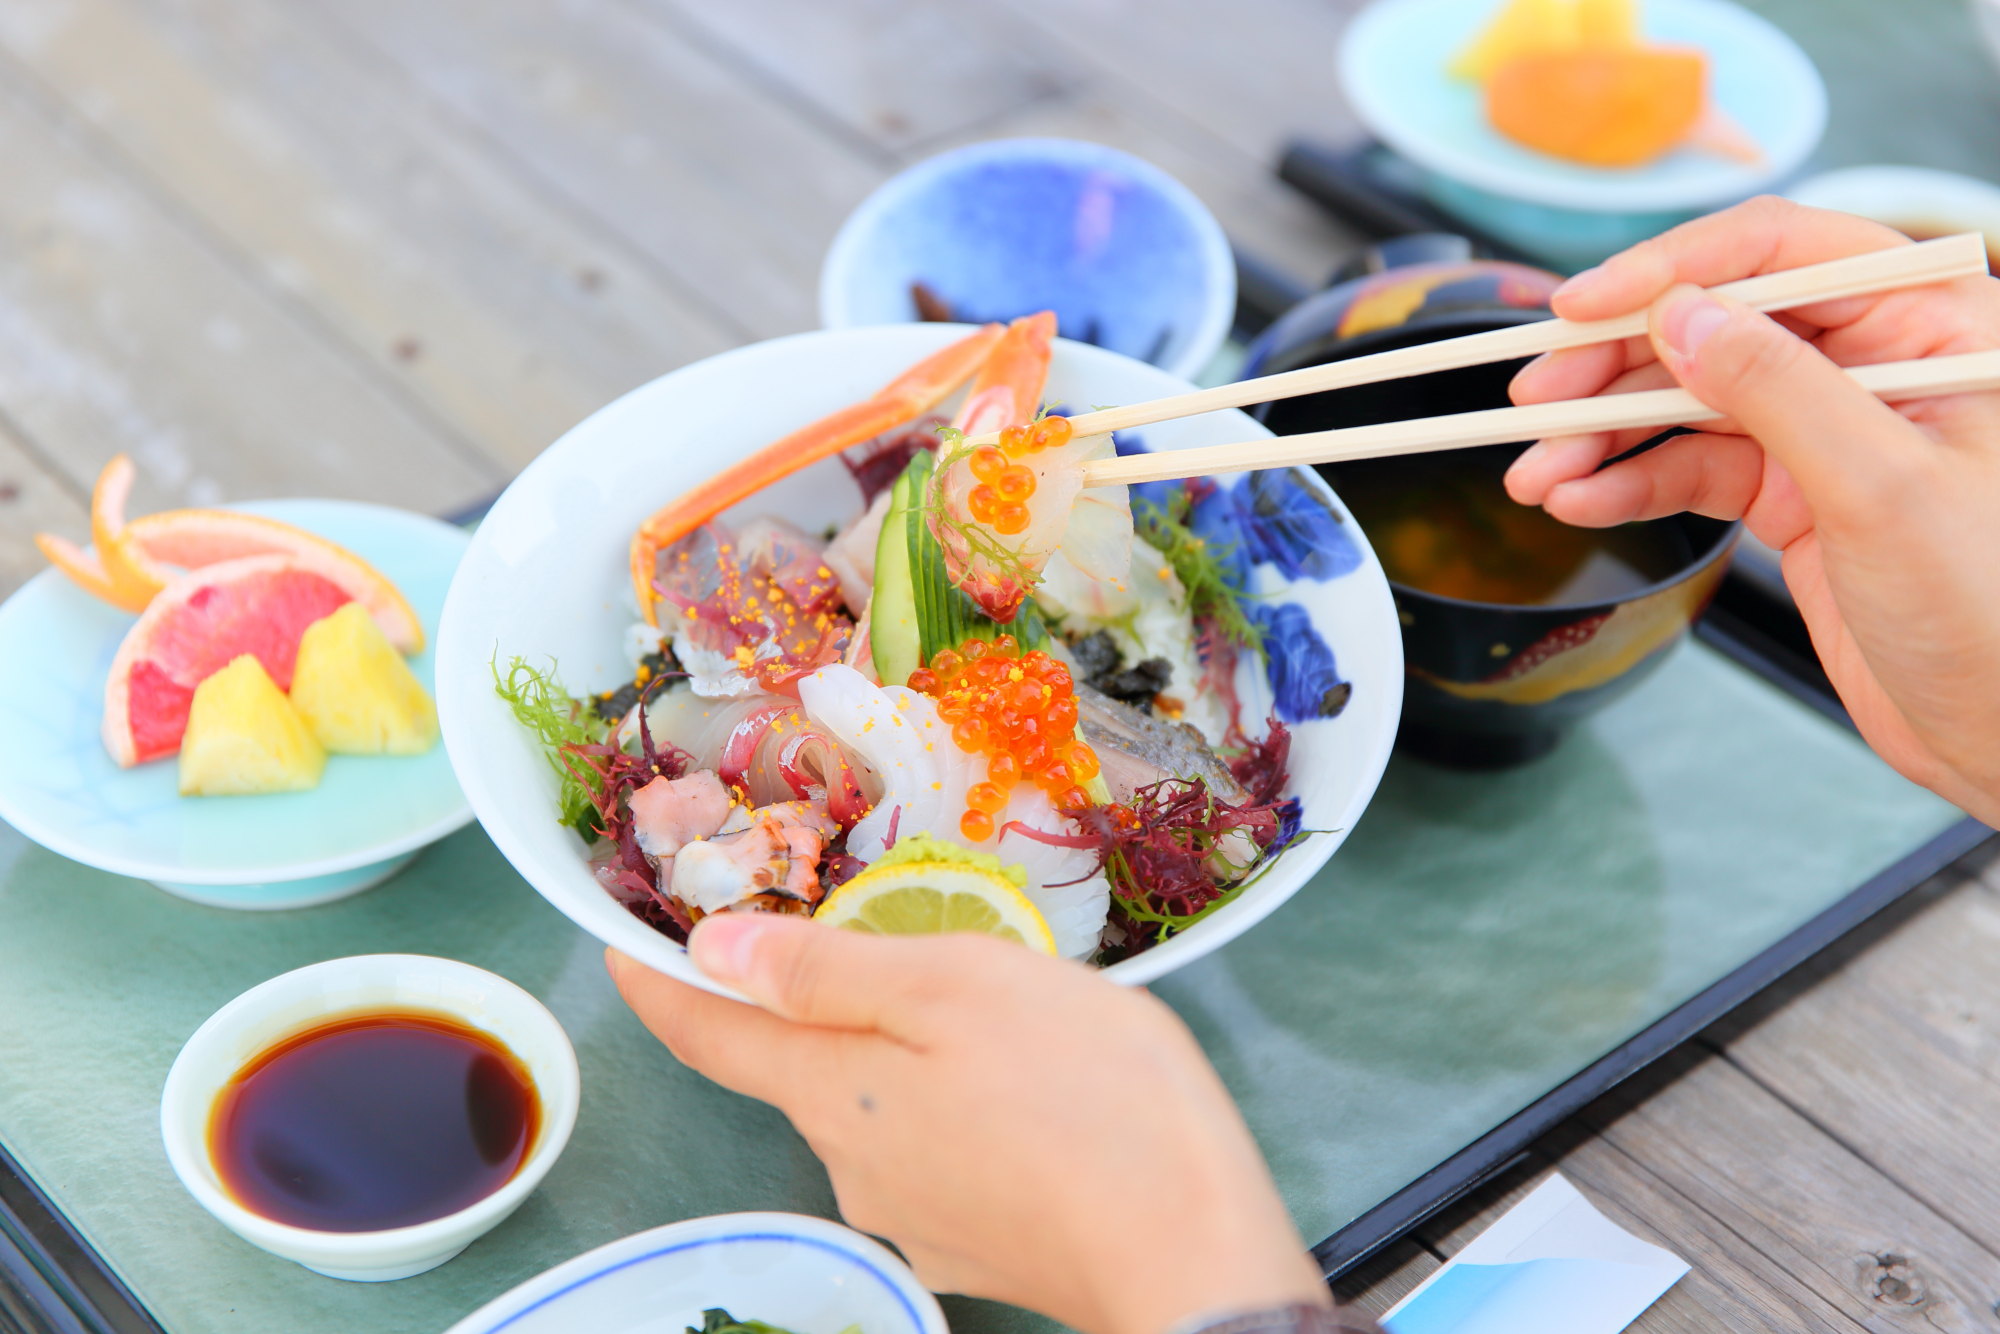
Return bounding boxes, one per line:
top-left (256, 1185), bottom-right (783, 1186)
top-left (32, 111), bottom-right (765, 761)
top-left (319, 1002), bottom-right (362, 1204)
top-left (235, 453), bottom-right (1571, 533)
top-left (1052, 720), bottom-right (1299, 960)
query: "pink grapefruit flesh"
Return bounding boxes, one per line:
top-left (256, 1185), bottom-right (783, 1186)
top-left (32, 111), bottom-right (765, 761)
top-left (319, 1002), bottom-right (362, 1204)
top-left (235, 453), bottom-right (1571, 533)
top-left (125, 509), bottom-right (424, 653)
top-left (103, 554), bottom-right (356, 767)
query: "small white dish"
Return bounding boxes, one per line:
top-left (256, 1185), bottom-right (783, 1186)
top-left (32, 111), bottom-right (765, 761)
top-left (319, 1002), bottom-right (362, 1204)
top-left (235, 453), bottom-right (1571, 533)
top-left (444, 1212), bottom-right (949, 1334)
top-left (1787, 165), bottom-right (2000, 266)
top-left (160, 954), bottom-right (580, 1282)
top-left (434, 325), bottom-right (1403, 1001)
top-left (0, 499), bottom-right (474, 909)
top-left (1976, 0), bottom-right (2000, 76)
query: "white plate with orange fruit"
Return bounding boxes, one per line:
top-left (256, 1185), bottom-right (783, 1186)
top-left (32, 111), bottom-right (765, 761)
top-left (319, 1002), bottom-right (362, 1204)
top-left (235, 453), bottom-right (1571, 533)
top-left (0, 459), bottom-right (471, 908)
top-left (1339, 0), bottom-right (1825, 264)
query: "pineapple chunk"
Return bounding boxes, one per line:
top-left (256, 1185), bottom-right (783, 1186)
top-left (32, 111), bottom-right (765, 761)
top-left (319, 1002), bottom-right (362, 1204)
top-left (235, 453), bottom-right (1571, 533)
top-left (289, 602), bottom-right (438, 755)
top-left (1449, 0), bottom-right (1581, 83)
top-left (180, 655), bottom-right (327, 796)
top-left (1578, 0), bottom-right (1640, 47)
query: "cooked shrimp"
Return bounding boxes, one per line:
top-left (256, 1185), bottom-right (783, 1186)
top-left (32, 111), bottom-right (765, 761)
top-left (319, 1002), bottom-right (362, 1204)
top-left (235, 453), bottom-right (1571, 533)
top-left (669, 799), bottom-right (838, 913)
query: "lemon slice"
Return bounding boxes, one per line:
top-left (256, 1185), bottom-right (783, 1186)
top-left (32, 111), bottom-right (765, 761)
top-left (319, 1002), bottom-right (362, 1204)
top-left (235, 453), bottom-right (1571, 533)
top-left (816, 859), bottom-right (1057, 955)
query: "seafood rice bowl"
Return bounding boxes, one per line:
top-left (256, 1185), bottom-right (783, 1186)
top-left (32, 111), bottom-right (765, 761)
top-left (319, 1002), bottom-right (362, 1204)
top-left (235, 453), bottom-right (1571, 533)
top-left (437, 322), bottom-right (1400, 995)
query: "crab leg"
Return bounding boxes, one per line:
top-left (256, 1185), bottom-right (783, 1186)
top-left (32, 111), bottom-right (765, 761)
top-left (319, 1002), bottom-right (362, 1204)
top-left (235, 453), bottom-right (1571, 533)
top-left (631, 322), bottom-right (1006, 623)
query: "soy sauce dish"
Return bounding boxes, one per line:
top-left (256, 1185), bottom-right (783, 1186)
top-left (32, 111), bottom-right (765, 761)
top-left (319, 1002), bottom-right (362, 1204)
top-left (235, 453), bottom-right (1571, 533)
top-left (160, 955), bottom-right (579, 1281)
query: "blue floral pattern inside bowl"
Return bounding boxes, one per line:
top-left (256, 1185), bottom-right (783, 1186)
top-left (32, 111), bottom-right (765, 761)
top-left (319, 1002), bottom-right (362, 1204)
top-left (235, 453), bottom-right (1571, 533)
top-left (820, 138), bottom-right (1236, 381)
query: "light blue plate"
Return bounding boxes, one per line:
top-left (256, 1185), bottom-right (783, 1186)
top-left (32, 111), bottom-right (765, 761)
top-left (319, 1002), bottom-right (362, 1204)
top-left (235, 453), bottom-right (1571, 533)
top-left (1339, 0), bottom-right (1827, 266)
top-left (0, 499), bottom-right (472, 909)
top-left (818, 137), bottom-right (1236, 380)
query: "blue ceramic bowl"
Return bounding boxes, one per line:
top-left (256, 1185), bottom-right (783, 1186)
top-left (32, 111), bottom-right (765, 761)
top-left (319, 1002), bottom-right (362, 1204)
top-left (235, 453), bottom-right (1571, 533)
top-left (0, 499), bottom-right (472, 909)
top-left (1339, 0), bottom-right (1826, 269)
top-left (819, 138), bottom-right (1236, 380)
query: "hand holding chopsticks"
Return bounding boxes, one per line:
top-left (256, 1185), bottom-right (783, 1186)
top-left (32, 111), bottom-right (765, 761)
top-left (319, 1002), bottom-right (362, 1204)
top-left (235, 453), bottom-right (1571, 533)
top-left (953, 233), bottom-right (1998, 488)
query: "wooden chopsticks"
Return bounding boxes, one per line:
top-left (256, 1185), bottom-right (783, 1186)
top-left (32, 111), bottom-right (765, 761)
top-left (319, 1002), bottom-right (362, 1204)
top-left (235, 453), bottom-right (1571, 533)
top-left (1040, 232), bottom-right (1994, 489)
top-left (1080, 349), bottom-right (2000, 486)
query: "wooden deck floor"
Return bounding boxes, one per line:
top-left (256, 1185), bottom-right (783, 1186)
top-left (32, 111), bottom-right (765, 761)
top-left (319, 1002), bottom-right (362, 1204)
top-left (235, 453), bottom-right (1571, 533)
top-left (2, 1), bottom-right (1999, 1328)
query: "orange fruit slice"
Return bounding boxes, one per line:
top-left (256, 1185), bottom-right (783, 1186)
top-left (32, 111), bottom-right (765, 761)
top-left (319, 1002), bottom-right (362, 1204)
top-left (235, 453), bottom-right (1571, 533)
top-left (39, 458), bottom-right (424, 652)
top-left (1487, 47), bottom-right (1706, 168)
top-left (103, 554), bottom-right (359, 767)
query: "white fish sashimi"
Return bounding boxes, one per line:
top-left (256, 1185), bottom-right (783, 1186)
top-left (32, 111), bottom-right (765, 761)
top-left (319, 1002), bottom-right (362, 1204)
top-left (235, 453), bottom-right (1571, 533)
top-left (798, 664), bottom-right (1111, 958)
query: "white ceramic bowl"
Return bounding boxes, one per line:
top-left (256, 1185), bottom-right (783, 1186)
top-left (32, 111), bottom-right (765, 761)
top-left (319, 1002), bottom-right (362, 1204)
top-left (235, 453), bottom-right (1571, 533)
top-left (1976, 0), bottom-right (2000, 75)
top-left (444, 1213), bottom-right (949, 1334)
top-left (435, 325), bottom-right (1402, 999)
top-left (160, 955), bottom-right (580, 1282)
top-left (1787, 165), bottom-right (2000, 263)
top-left (820, 138), bottom-right (1236, 381)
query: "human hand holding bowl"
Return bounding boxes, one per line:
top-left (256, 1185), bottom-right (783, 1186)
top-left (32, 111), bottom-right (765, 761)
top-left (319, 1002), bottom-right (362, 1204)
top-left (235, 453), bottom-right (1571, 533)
top-left (607, 917), bottom-right (1332, 1334)
top-left (1505, 196), bottom-right (2000, 825)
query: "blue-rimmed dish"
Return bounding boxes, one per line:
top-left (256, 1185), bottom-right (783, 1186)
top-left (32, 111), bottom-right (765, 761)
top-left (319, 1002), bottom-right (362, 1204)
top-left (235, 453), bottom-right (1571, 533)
top-left (0, 499), bottom-right (472, 908)
top-left (819, 138), bottom-right (1236, 381)
top-left (443, 1212), bottom-right (948, 1334)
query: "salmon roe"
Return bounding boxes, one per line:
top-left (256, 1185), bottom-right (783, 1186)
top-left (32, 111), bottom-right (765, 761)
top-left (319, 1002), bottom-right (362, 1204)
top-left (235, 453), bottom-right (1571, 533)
top-left (905, 638), bottom-right (1101, 842)
top-left (999, 415), bottom-right (1073, 458)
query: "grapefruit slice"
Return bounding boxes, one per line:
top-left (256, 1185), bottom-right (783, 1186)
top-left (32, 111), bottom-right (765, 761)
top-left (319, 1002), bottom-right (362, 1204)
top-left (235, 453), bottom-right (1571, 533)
top-left (89, 455), bottom-right (177, 610)
top-left (34, 532), bottom-right (140, 611)
top-left (124, 509), bottom-right (423, 653)
top-left (103, 555), bottom-right (357, 767)
top-left (38, 457), bottom-right (424, 652)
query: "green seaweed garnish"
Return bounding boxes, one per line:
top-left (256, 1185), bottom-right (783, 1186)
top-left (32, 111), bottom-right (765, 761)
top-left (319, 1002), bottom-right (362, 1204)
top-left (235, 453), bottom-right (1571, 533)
top-left (1132, 493), bottom-right (1262, 653)
top-left (491, 654), bottom-right (607, 839)
top-left (691, 1311), bottom-right (858, 1334)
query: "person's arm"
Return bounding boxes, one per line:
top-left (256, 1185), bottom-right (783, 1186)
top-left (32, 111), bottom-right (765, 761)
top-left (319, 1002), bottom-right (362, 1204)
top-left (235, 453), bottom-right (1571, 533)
top-left (610, 914), bottom-right (1381, 1334)
top-left (1506, 195), bottom-right (2000, 825)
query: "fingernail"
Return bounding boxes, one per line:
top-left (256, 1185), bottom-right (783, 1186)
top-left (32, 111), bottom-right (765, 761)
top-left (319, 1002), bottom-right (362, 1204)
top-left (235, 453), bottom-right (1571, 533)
top-left (1660, 289), bottom-right (1731, 359)
top-left (1552, 265), bottom-right (1602, 299)
top-left (689, 913), bottom-right (764, 984)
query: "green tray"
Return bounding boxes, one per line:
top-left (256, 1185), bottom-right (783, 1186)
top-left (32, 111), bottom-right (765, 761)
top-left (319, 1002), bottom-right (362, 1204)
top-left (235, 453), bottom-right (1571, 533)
top-left (0, 637), bottom-right (1967, 1334)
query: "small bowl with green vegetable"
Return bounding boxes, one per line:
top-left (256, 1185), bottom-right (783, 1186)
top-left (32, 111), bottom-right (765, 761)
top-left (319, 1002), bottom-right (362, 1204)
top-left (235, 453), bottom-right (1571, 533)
top-left (443, 1212), bottom-right (947, 1334)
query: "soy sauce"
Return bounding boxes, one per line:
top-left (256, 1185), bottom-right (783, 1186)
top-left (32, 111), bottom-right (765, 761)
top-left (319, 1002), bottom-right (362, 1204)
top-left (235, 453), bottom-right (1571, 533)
top-left (209, 1011), bottom-right (538, 1232)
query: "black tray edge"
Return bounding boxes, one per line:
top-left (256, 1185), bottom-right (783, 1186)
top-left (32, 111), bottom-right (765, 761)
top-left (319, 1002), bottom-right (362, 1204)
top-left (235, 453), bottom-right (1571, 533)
top-left (0, 1141), bottom-right (160, 1334)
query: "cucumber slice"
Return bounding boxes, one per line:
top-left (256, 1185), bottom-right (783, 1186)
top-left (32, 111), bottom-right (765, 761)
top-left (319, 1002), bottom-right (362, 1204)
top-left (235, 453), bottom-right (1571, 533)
top-left (870, 461), bottom-right (923, 687)
top-left (893, 448), bottom-right (1055, 669)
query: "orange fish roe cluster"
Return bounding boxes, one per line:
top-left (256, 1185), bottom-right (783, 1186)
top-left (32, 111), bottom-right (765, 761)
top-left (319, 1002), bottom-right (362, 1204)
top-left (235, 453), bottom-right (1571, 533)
top-left (964, 416), bottom-right (1072, 538)
top-left (906, 637), bottom-right (1102, 843)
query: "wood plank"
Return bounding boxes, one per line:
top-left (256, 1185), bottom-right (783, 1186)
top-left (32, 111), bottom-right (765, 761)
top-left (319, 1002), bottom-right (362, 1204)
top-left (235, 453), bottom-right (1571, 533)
top-left (0, 0), bottom-right (738, 471)
top-left (1585, 1053), bottom-right (2000, 1330)
top-left (997, 0), bottom-right (1373, 167)
top-left (0, 427), bottom-right (87, 599)
top-left (1721, 878), bottom-right (2000, 1259)
top-left (641, 0), bottom-right (1064, 153)
top-left (0, 65), bottom-right (498, 518)
top-left (299, 0), bottom-right (887, 339)
top-left (1413, 1143), bottom-right (1865, 1331)
top-left (1557, 1138), bottom-right (1866, 1334)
